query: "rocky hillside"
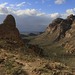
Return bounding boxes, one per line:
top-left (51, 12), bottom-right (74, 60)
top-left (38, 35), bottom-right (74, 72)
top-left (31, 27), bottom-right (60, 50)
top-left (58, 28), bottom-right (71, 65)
top-left (30, 14), bottom-right (75, 54)
top-left (45, 14), bottom-right (75, 40)
top-left (45, 14), bottom-right (75, 53)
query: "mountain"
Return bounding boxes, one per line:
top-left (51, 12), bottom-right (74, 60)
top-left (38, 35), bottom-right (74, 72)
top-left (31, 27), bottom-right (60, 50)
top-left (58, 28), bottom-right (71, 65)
top-left (0, 14), bottom-right (74, 75)
top-left (45, 14), bottom-right (75, 40)
top-left (0, 14), bottom-right (43, 56)
top-left (30, 14), bottom-right (75, 54)
top-left (45, 14), bottom-right (75, 53)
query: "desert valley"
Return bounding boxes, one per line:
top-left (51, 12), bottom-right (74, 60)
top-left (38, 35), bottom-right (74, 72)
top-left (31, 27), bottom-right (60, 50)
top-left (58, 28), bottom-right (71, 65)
top-left (0, 14), bottom-right (75, 75)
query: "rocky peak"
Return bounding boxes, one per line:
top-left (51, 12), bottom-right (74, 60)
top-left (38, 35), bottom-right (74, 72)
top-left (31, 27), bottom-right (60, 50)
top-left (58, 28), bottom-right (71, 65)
top-left (0, 14), bottom-right (23, 44)
top-left (46, 18), bottom-right (63, 33)
top-left (67, 14), bottom-right (73, 18)
top-left (3, 14), bottom-right (16, 28)
top-left (45, 14), bottom-right (75, 40)
top-left (52, 18), bottom-right (63, 24)
top-left (49, 18), bottom-right (63, 28)
top-left (66, 14), bottom-right (75, 21)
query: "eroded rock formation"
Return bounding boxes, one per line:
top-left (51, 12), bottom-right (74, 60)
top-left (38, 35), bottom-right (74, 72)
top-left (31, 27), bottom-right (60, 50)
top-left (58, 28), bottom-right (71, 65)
top-left (0, 15), bottom-right (23, 44)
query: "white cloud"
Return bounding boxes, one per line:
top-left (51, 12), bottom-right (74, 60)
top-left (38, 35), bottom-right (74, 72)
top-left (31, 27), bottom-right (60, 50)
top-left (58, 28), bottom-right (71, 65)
top-left (50, 13), bottom-right (61, 18)
top-left (0, 3), bottom-right (8, 14)
top-left (9, 2), bottom-right (26, 7)
top-left (16, 2), bottom-right (26, 7)
top-left (36, 12), bottom-right (45, 16)
top-left (10, 4), bottom-right (15, 7)
top-left (13, 9), bottom-right (36, 16)
top-left (0, 2), bottom-right (8, 7)
top-left (0, 7), bottom-right (8, 14)
top-left (55, 0), bottom-right (66, 4)
top-left (66, 9), bottom-right (74, 14)
top-left (61, 8), bottom-right (75, 18)
top-left (74, 8), bottom-right (75, 11)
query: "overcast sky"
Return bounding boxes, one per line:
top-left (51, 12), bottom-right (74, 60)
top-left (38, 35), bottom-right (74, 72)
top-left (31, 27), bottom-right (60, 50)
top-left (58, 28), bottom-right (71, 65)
top-left (0, 0), bottom-right (75, 33)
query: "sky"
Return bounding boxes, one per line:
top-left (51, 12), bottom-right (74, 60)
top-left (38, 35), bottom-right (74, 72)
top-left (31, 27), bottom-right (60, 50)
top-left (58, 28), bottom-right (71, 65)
top-left (0, 0), bottom-right (75, 33)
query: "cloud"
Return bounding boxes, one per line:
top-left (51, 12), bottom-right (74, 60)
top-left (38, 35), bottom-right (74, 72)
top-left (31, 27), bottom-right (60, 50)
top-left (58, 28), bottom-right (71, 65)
top-left (10, 4), bottom-right (15, 7)
top-left (61, 8), bottom-right (75, 18)
top-left (66, 9), bottom-right (75, 14)
top-left (9, 2), bottom-right (26, 7)
top-left (0, 3), bottom-right (8, 14)
top-left (0, 3), bottom-right (75, 32)
top-left (10, 2), bottom-right (31, 8)
top-left (50, 13), bottom-right (61, 18)
top-left (55, 0), bottom-right (66, 4)
top-left (0, 7), bottom-right (8, 14)
top-left (0, 2), bottom-right (8, 7)
top-left (16, 2), bottom-right (26, 7)
top-left (13, 9), bottom-right (36, 16)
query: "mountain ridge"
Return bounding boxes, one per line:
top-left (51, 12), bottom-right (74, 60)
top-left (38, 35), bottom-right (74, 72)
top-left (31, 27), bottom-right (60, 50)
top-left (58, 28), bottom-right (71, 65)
top-left (29, 14), bottom-right (75, 54)
top-left (45, 14), bottom-right (75, 40)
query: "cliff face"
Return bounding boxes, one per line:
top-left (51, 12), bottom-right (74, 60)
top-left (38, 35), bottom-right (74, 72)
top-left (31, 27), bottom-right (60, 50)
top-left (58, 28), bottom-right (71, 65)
top-left (0, 15), bottom-right (23, 43)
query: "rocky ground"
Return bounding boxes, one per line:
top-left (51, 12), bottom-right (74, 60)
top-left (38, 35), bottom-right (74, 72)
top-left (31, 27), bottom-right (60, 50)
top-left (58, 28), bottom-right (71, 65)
top-left (0, 49), bottom-right (75, 75)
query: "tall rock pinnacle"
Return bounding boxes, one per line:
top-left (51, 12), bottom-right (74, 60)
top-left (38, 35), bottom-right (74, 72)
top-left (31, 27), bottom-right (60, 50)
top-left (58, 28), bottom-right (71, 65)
top-left (0, 14), bottom-right (23, 44)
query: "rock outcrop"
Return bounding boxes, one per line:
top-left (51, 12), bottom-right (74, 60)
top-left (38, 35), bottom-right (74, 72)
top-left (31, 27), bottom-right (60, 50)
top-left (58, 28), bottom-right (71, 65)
top-left (0, 15), bottom-right (23, 44)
